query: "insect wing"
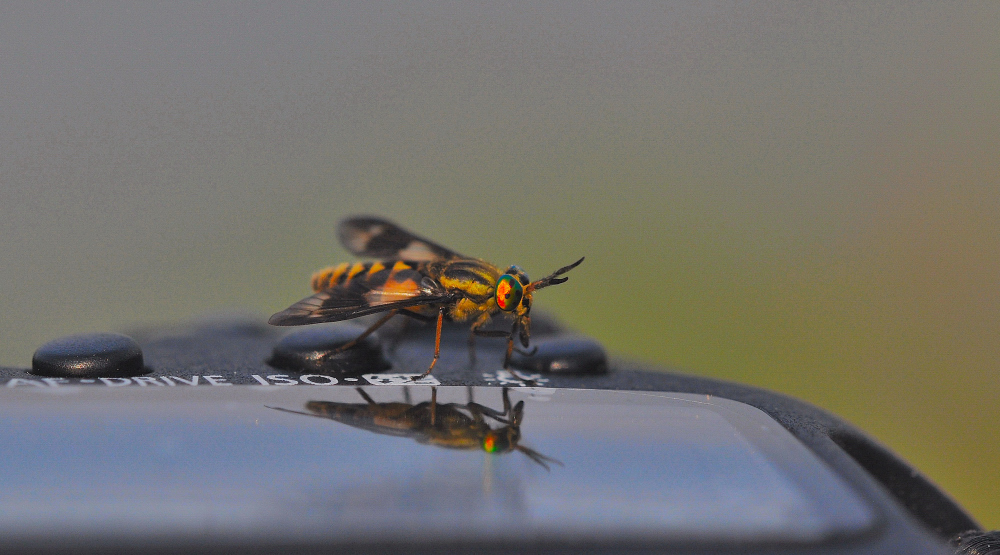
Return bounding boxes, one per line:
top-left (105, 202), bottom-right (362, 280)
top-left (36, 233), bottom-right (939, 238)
top-left (269, 267), bottom-right (454, 326)
top-left (268, 402), bottom-right (422, 438)
top-left (307, 401), bottom-right (425, 438)
top-left (338, 216), bottom-right (462, 261)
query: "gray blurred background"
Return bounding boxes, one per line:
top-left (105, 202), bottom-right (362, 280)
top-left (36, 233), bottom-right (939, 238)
top-left (1, 2), bottom-right (997, 526)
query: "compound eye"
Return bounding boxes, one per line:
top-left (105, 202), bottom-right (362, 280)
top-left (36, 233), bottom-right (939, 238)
top-left (495, 274), bottom-right (524, 312)
top-left (482, 432), bottom-right (510, 453)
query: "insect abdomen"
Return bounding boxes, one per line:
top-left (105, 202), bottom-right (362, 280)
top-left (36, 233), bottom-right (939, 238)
top-left (310, 261), bottom-right (390, 292)
top-left (310, 260), bottom-right (432, 293)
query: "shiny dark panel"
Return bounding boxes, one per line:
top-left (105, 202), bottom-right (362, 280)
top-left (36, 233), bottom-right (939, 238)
top-left (0, 386), bottom-right (874, 547)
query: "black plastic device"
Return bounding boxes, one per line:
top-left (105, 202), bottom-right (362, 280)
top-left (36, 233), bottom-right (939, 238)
top-left (0, 314), bottom-right (990, 554)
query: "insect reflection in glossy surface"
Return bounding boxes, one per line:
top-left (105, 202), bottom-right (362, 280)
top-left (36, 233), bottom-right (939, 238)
top-left (268, 387), bottom-right (561, 470)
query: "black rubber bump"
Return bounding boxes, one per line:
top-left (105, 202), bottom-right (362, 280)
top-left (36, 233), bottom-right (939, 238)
top-left (31, 333), bottom-right (145, 378)
top-left (509, 336), bottom-right (608, 375)
top-left (268, 323), bottom-right (390, 375)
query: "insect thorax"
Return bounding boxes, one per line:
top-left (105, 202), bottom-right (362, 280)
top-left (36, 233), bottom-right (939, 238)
top-left (436, 259), bottom-right (499, 301)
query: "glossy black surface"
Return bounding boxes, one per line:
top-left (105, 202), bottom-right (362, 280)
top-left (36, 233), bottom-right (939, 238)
top-left (31, 332), bottom-right (145, 378)
top-left (509, 336), bottom-right (608, 375)
top-left (268, 322), bottom-right (391, 374)
top-left (0, 316), bottom-right (974, 554)
top-left (0, 386), bottom-right (875, 546)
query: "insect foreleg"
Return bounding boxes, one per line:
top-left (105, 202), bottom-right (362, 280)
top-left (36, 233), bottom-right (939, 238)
top-left (501, 324), bottom-right (539, 384)
top-left (327, 309), bottom-right (399, 356)
top-left (471, 322), bottom-right (538, 378)
top-left (397, 310), bottom-right (437, 323)
top-left (430, 386), bottom-right (437, 426)
top-left (470, 325), bottom-right (510, 365)
top-left (411, 307), bottom-right (445, 380)
top-left (390, 309), bottom-right (437, 352)
top-left (470, 329), bottom-right (510, 338)
top-left (502, 320), bottom-right (519, 369)
top-left (356, 387), bottom-right (377, 405)
top-left (467, 312), bottom-right (496, 364)
top-left (466, 395), bottom-right (511, 423)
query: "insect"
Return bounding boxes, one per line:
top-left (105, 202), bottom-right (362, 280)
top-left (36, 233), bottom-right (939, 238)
top-left (268, 387), bottom-right (561, 469)
top-left (268, 216), bottom-right (584, 378)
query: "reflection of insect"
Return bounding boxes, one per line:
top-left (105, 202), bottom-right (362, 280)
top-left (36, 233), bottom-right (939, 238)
top-left (268, 387), bottom-right (561, 469)
top-left (269, 216), bottom-right (584, 378)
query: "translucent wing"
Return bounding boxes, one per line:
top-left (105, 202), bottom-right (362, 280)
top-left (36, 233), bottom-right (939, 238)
top-left (268, 267), bottom-right (455, 326)
top-left (338, 216), bottom-right (462, 262)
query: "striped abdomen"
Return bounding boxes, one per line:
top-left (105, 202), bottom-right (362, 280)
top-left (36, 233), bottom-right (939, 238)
top-left (310, 260), bottom-right (427, 292)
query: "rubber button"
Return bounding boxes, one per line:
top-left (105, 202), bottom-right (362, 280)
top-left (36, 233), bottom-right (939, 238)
top-left (269, 323), bottom-right (390, 374)
top-left (509, 336), bottom-right (608, 375)
top-left (31, 333), bottom-right (145, 378)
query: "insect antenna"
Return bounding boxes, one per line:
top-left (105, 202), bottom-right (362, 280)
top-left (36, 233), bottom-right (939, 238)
top-left (526, 257), bottom-right (585, 293)
top-left (515, 445), bottom-right (564, 471)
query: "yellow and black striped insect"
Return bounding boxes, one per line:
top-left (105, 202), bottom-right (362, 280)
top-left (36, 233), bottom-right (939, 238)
top-left (268, 216), bottom-right (584, 378)
top-left (269, 387), bottom-right (561, 469)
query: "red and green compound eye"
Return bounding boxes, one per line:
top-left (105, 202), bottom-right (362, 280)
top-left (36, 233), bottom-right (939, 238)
top-left (482, 435), bottom-right (497, 453)
top-left (495, 274), bottom-right (524, 311)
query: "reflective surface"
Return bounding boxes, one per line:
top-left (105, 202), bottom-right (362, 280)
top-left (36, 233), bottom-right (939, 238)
top-left (0, 386), bottom-right (875, 545)
top-left (270, 387), bottom-right (561, 469)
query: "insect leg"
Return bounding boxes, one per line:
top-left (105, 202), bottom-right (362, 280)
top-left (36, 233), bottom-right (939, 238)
top-left (411, 307), bottom-right (445, 380)
top-left (469, 401), bottom-right (510, 424)
top-left (465, 387), bottom-right (510, 423)
top-left (471, 328), bottom-right (511, 338)
top-left (384, 310), bottom-right (438, 352)
top-left (328, 309), bottom-right (399, 355)
top-left (397, 310), bottom-right (436, 322)
top-left (502, 321), bottom-right (518, 369)
top-left (387, 317), bottom-right (408, 354)
top-left (470, 325), bottom-right (536, 380)
top-left (356, 387), bottom-right (377, 405)
top-left (471, 327), bottom-right (511, 369)
top-left (502, 323), bottom-right (540, 384)
top-left (467, 313), bottom-right (495, 364)
top-left (430, 386), bottom-right (437, 426)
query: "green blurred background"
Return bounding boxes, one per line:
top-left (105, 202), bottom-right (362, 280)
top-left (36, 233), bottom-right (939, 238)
top-left (1, 2), bottom-right (997, 526)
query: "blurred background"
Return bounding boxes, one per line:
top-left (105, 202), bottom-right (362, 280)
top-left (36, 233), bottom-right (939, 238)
top-left (1, 1), bottom-right (997, 527)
